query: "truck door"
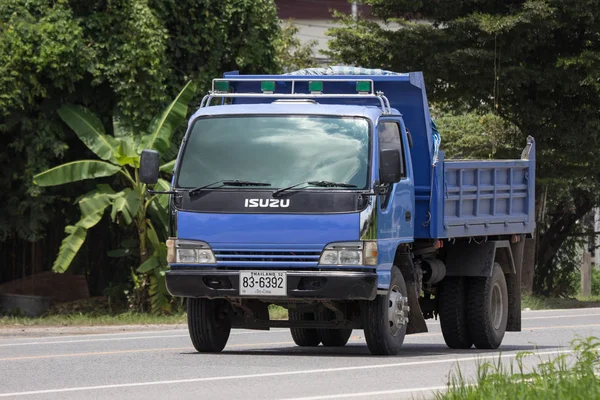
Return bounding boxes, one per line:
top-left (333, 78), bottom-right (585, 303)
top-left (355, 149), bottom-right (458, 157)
top-left (376, 119), bottom-right (415, 273)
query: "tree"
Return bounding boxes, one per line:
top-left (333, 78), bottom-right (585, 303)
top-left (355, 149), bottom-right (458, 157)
top-left (33, 82), bottom-right (196, 313)
top-left (326, 0), bottom-right (600, 295)
top-left (275, 20), bottom-right (319, 73)
top-left (0, 0), bottom-right (282, 244)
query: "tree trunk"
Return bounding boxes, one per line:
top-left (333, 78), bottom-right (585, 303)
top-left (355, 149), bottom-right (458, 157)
top-left (521, 237), bottom-right (535, 294)
top-left (131, 197), bottom-right (150, 312)
top-left (581, 251), bottom-right (592, 297)
top-left (522, 185), bottom-right (547, 294)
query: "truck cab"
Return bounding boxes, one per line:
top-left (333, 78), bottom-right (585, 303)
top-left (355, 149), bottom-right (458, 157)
top-left (140, 69), bottom-right (535, 355)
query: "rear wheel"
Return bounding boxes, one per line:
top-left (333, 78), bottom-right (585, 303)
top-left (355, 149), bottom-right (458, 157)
top-left (317, 309), bottom-right (352, 347)
top-left (363, 266), bottom-right (409, 355)
top-left (187, 298), bottom-right (231, 353)
top-left (438, 276), bottom-right (473, 349)
top-left (467, 263), bottom-right (508, 349)
top-left (289, 310), bottom-right (321, 346)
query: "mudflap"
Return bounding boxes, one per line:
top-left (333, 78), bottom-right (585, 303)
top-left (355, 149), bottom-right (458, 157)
top-left (397, 255), bottom-right (428, 334)
top-left (406, 280), bottom-right (428, 334)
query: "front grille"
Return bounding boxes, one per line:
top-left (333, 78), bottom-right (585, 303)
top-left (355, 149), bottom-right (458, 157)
top-left (214, 250), bottom-right (321, 263)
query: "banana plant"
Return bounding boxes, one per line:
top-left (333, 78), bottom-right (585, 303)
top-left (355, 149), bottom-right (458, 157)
top-left (33, 81), bottom-right (196, 313)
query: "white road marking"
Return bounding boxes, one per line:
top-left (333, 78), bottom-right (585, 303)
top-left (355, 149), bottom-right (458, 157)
top-left (0, 349), bottom-right (572, 397)
top-left (521, 313), bottom-right (600, 320)
top-left (277, 386), bottom-right (449, 400)
top-left (522, 307), bottom-right (600, 313)
top-left (425, 311), bottom-right (600, 325)
top-left (0, 329), bottom-right (288, 347)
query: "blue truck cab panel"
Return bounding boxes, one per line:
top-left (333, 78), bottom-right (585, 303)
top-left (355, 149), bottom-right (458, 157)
top-left (148, 68), bottom-right (535, 355)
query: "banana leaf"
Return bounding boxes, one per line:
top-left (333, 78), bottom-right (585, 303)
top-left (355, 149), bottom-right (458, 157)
top-left (79, 191), bottom-right (115, 216)
top-left (33, 160), bottom-right (121, 187)
top-left (53, 212), bottom-right (105, 273)
top-left (139, 80), bottom-right (196, 154)
top-left (155, 179), bottom-right (171, 210)
top-left (58, 104), bottom-right (119, 164)
top-left (138, 255), bottom-right (160, 273)
top-left (110, 188), bottom-right (141, 225)
top-left (159, 160), bottom-right (176, 173)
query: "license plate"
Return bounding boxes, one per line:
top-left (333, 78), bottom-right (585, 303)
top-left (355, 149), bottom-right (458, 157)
top-left (239, 270), bottom-right (287, 296)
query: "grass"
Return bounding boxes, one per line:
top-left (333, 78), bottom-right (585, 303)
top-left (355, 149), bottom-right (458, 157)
top-left (268, 304), bottom-right (288, 320)
top-left (436, 336), bottom-right (600, 399)
top-left (522, 294), bottom-right (600, 310)
top-left (0, 312), bottom-right (188, 327)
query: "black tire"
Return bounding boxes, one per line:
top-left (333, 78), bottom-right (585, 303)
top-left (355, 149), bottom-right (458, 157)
top-left (317, 309), bottom-right (352, 347)
top-left (319, 328), bottom-right (352, 347)
top-left (438, 276), bottom-right (473, 349)
top-left (467, 263), bottom-right (509, 349)
top-left (289, 310), bottom-right (321, 346)
top-left (187, 298), bottom-right (231, 353)
top-left (364, 266), bottom-right (408, 355)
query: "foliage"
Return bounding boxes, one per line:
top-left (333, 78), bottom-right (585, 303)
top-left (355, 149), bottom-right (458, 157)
top-left (522, 294), bottom-right (600, 310)
top-left (593, 269), bottom-right (600, 296)
top-left (432, 110), bottom-right (522, 160)
top-left (326, 0), bottom-right (600, 295)
top-left (33, 82), bottom-right (196, 313)
top-left (149, 0), bottom-right (281, 94)
top-left (0, 0), bottom-right (283, 244)
top-left (534, 228), bottom-right (587, 297)
top-left (0, 311), bottom-right (187, 327)
top-left (436, 337), bottom-right (600, 399)
top-left (274, 20), bottom-right (319, 73)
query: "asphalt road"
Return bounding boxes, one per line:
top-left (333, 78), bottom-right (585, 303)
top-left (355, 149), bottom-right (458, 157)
top-left (0, 307), bottom-right (599, 400)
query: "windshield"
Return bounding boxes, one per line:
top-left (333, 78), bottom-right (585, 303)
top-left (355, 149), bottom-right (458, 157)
top-left (176, 115), bottom-right (370, 190)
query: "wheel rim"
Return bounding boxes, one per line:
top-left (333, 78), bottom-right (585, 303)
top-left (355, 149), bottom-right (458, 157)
top-left (491, 282), bottom-right (504, 330)
top-left (387, 285), bottom-right (408, 337)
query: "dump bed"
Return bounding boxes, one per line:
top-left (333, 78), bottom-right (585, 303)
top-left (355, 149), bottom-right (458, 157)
top-left (430, 137), bottom-right (536, 238)
top-left (215, 68), bottom-right (535, 239)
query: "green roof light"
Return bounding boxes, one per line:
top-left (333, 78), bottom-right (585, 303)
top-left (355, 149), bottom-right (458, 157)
top-left (309, 81), bottom-right (323, 93)
top-left (356, 81), bottom-right (371, 93)
top-left (214, 80), bottom-right (229, 92)
top-left (261, 81), bottom-right (276, 92)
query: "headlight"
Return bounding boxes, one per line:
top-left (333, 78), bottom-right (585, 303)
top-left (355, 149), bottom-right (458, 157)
top-left (318, 241), bottom-right (378, 266)
top-left (166, 239), bottom-right (216, 264)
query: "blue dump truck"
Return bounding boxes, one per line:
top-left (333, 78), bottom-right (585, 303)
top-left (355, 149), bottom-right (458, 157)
top-left (140, 67), bottom-right (535, 356)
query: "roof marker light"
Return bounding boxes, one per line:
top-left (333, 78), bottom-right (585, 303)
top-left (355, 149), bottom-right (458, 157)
top-left (214, 81), bottom-right (229, 93)
top-left (356, 81), bottom-right (371, 93)
top-left (309, 81), bottom-right (323, 93)
top-left (261, 81), bottom-right (276, 93)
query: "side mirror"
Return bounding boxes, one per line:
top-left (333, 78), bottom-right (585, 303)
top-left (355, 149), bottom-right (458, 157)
top-left (379, 149), bottom-right (402, 184)
top-left (140, 150), bottom-right (160, 185)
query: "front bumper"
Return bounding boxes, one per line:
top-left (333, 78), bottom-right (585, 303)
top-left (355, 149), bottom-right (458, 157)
top-left (165, 269), bottom-right (378, 300)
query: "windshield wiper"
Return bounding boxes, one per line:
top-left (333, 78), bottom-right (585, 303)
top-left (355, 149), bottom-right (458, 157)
top-left (273, 180), bottom-right (357, 197)
top-left (189, 180), bottom-right (271, 197)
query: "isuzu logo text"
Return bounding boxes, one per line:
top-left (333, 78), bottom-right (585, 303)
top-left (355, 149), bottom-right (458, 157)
top-left (244, 199), bottom-right (290, 208)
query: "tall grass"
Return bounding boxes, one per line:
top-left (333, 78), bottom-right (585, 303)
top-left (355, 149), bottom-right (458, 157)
top-left (437, 337), bottom-right (600, 399)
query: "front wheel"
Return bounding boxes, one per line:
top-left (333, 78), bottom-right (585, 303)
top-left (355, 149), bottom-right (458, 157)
top-left (289, 310), bottom-right (321, 347)
top-left (187, 298), bottom-right (231, 353)
top-left (317, 309), bottom-right (352, 347)
top-left (363, 267), bottom-right (409, 355)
